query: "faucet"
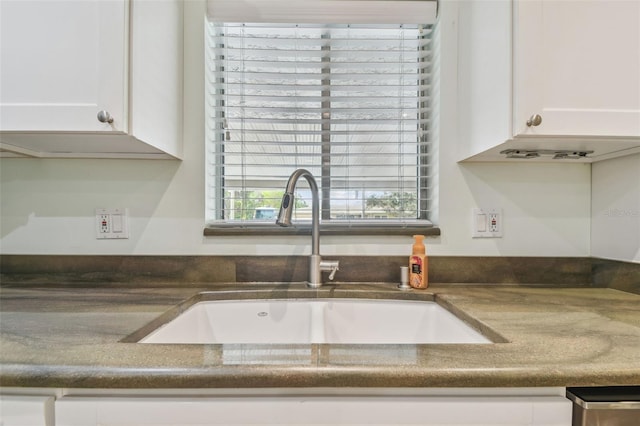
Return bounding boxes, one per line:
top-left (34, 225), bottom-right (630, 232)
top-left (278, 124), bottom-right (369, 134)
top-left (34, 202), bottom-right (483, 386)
top-left (276, 169), bottom-right (339, 288)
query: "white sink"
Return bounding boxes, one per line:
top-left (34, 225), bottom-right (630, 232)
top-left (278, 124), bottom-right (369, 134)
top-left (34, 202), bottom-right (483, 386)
top-left (140, 298), bottom-right (491, 344)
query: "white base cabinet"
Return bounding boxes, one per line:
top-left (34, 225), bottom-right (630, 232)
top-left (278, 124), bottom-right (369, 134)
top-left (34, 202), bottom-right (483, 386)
top-left (0, 388), bottom-right (573, 426)
top-left (54, 391), bottom-right (571, 426)
top-left (0, 0), bottom-right (183, 159)
top-left (0, 395), bottom-right (54, 426)
top-left (458, 0), bottom-right (640, 163)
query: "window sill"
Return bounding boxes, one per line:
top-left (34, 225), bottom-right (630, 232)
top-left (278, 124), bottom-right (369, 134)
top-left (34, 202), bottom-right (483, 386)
top-left (203, 221), bottom-right (440, 237)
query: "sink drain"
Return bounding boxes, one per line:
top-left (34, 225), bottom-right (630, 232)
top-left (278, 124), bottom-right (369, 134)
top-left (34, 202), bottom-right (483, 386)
top-left (257, 311), bottom-right (268, 317)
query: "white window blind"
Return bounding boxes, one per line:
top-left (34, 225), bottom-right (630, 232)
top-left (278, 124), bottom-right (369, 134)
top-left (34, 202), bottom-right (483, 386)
top-left (205, 21), bottom-right (435, 228)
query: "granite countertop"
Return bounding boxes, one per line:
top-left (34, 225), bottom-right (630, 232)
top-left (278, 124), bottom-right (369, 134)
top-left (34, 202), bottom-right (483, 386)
top-left (1, 283), bottom-right (639, 389)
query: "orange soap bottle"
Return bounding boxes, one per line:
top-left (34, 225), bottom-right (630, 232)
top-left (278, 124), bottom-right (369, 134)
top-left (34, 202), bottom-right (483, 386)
top-left (409, 235), bottom-right (428, 289)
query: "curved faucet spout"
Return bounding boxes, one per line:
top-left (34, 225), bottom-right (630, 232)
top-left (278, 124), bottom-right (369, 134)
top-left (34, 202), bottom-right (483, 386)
top-left (276, 169), bottom-right (337, 287)
top-left (276, 169), bottom-right (320, 256)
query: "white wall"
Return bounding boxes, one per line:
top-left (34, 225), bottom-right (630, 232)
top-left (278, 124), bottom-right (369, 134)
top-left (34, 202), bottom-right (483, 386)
top-left (0, 0), bottom-right (591, 257)
top-left (591, 154), bottom-right (640, 262)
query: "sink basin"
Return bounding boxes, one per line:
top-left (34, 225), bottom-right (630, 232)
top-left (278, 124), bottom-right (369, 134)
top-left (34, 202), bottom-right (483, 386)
top-left (139, 298), bottom-right (491, 344)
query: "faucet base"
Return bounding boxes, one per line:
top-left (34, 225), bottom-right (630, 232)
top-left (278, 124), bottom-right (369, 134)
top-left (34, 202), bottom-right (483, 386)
top-left (308, 254), bottom-right (322, 288)
top-left (308, 254), bottom-right (340, 288)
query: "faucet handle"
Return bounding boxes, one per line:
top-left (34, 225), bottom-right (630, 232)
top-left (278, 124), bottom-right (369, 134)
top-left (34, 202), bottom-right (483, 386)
top-left (320, 260), bottom-right (340, 281)
top-left (328, 266), bottom-right (339, 281)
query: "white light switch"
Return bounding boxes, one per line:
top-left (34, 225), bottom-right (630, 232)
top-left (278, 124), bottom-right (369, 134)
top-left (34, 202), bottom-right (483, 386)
top-left (96, 208), bottom-right (129, 239)
top-left (111, 214), bottom-right (123, 233)
top-left (475, 213), bottom-right (487, 232)
top-left (472, 208), bottom-right (503, 238)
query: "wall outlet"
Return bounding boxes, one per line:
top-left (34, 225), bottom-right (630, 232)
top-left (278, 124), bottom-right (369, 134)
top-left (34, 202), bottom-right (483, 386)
top-left (96, 208), bottom-right (129, 239)
top-left (472, 208), bottom-right (503, 238)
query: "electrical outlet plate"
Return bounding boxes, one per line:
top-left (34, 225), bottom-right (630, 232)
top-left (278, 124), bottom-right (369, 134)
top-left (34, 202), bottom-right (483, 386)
top-left (472, 208), bottom-right (503, 238)
top-left (96, 208), bottom-right (129, 239)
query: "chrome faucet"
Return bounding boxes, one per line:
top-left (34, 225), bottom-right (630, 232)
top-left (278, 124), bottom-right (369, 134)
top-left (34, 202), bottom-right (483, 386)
top-left (276, 169), bottom-right (339, 288)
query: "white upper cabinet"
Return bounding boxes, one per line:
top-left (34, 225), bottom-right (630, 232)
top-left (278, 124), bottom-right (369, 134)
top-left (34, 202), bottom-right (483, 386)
top-left (0, 1), bottom-right (127, 133)
top-left (459, 0), bottom-right (640, 162)
top-left (514, 0), bottom-right (640, 138)
top-left (0, 0), bottom-right (183, 159)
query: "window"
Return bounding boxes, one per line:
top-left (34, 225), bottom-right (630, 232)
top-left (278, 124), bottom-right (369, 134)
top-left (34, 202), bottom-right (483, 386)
top-left (205, 20), bottom-right (438, 234)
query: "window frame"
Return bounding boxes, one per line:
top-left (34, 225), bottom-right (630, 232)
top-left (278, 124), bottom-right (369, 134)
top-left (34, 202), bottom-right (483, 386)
top-left (204, 21), bottom-right (440, 237)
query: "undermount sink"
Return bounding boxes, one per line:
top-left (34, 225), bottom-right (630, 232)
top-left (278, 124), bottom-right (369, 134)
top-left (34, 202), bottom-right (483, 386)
top-left (139, 298), bottom-right (492, 344)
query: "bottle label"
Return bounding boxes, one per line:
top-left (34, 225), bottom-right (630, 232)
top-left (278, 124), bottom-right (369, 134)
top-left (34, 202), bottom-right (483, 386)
top-left (410, 256), bottom-right (424, 288)
top-left (411, 256), bottom-right (422, 274)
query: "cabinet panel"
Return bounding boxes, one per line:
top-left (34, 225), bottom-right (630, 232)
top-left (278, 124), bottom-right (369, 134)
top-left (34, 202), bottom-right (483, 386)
top-left (0, 395), bottom-right (54, 426)
top-left (514, 0), bottom-right (640, 137)
top-left (56, 395), bottom-right (572, 426)
top-left (0, 0), bottom-right (127, 132)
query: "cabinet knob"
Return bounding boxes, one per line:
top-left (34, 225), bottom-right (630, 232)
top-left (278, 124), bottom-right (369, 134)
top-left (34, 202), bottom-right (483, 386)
top-left (97, 110), bottom-right (114, 124)
top-left (526, 114), bottom-right (542, 127)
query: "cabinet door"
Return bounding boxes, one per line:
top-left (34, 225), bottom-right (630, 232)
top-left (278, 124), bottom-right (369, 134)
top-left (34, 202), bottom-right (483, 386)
top-left (0, 396), bottom-right (54, 426)
top-left (0, 0), bottom-right (127, 132)
top-left (56, 395), bottom-right (571, 426)
top-left (514, 0), bottom-right (640, 137)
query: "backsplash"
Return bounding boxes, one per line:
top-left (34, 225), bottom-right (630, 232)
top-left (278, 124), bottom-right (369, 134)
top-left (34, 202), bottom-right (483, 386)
top-left (592, 258), bottom-right (640, 295)
top-left (1, 255), bottom-right (636, 293)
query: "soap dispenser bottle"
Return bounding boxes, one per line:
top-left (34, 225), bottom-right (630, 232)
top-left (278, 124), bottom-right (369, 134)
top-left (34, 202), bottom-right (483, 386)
top-left (409, 235), bottom-right (428, 289)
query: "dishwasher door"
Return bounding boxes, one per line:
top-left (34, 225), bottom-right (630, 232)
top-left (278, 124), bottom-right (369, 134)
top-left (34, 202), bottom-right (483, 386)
top-left (567, 387), bottom-right (640, 426)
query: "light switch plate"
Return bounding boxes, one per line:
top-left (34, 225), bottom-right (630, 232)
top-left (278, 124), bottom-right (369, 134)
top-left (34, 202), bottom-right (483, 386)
top-left (472, 208), bottom-right (503, 238)
top-left (96, 208), bottom-right (129, 239)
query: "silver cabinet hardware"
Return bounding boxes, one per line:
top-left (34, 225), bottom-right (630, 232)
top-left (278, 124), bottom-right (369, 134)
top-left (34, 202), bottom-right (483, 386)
top-left (526, 114), bottom-right (542, 127)
top-left (97, 110), bottom-right (114, 124)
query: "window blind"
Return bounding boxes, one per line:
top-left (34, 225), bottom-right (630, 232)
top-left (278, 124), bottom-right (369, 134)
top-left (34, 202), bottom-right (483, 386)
top-left (205, 22), bottom-right (434, 226)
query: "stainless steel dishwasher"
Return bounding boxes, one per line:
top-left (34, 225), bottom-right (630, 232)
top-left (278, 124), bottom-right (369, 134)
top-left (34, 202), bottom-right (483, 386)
top-left (567, 387), bottom-right (640, 426)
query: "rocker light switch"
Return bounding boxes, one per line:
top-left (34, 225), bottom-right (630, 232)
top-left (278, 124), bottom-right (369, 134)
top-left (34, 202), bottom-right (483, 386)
top-left (475, 213), bottom-right (487, 232)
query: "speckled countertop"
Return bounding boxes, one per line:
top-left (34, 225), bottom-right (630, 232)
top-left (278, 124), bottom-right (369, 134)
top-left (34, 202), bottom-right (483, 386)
top-left (1, 283), bottom-right (639, 389)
